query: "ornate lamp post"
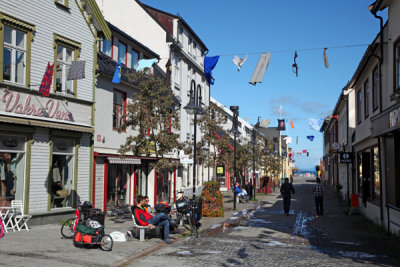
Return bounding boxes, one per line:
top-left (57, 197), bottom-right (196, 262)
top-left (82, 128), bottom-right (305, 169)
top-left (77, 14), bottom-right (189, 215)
top-left (229, 106), bottom-right (239, 210)
top-left (184, 79), bottom-right (206, 199)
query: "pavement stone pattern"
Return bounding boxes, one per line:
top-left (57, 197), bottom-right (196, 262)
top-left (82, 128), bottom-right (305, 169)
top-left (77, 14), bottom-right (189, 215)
top-left (0, 175), bottom-right (399, 267)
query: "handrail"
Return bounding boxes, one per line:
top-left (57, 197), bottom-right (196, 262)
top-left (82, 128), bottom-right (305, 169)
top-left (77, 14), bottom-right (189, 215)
top-left (385, 203), bottom-right (400, 237)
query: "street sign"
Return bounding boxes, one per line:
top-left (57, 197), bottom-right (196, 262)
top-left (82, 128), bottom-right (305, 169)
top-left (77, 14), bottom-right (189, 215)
top-left (340, 152), bottom-right (353, 164)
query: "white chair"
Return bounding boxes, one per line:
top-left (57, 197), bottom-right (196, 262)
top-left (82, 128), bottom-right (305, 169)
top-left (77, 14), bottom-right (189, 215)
top-left (0, 207), bottom-right (16, 233)
top-left (11, 200), bottom-right (31, 231)
top-left (131, 214), bottom-right (149, 241)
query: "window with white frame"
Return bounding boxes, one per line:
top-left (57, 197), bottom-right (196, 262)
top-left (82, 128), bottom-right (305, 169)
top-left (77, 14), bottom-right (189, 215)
top-left (188, 37), bottom-right (193, 55)
top-left (193, 42), bottom-right (197, 59)
top-left (103, 38), bottom-right (112, 57)
top-left (174, 59), bottom-right (181, 86)
top-left (3, 25), bottom-right (26, 85)
top-left (118, 41), bottom-right (127, 65)
top-left (187, 66), bottom-right (192, 92)
top-left (131, 49), bottom-right (139, 69)
top-left (55, 44), bottom-right (74, 94)
top-left (113, 89), bottom-right (126, 130)
top-left (178, 27), bottom-right (183, 44)
top-left (357, 90), bottom-right (362, 124)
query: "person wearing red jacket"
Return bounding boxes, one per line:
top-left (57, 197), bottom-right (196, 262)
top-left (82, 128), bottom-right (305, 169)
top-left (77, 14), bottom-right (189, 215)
top-left (132, 195), bottom-right (172, 244)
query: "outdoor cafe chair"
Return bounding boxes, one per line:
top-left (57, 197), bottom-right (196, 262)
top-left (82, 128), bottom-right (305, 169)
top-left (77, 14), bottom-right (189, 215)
top-left (11, 200), bottom-right (31, 231)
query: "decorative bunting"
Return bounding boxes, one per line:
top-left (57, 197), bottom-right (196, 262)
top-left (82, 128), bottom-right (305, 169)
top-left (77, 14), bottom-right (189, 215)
top-left (290, 119), bottom-right (294, 129)
top-left (277, 119), bottom-right (286, 131)
top-left (232, 54), bottom-right (248, 71)
top-left (204, 56), bottom-right (220, 85)
top-left (292, 51), bottom-right (298, 77)
top-left (302, 150), bottom-right (307, 153)
top-left (249, 52), bottom-right (271, 85)
top-left (323, 48), bottom-right (329, 68)
top-left (309, 118), bottom-right (324, 131)
top-left (39, 62), bottom-right (55, 97)
top-left (112, 60), bottom-right (122, 84)
top-left (307, 135), bottom-right (315, 141)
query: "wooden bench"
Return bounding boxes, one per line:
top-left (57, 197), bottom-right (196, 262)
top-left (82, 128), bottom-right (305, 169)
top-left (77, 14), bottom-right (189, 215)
top-left (131, 214), bottom-right (149, 241)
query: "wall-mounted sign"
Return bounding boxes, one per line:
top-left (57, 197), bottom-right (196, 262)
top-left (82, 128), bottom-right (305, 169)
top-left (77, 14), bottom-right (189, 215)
top-left (339, 152), bottom-right (353, 164)
top-left (179, 150), bottom-right (193, 164)
top-left (1, 89), bottom-right (73, 121)
top-left (216, 165), bottom-right (225, 175)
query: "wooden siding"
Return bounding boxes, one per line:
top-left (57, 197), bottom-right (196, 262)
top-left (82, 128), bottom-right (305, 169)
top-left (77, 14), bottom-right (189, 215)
top-left (28, 128), bottom-right (50, 213)
top-left (95, 157), bottom-right (104, 210)
top-left (0, 0), bottom-right (95, 101)
top-left (77, 133), bottom-right (90, 202)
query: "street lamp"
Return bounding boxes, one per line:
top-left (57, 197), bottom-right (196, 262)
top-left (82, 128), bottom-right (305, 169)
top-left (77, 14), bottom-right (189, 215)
top-left (184, 79), bottom-right (206, 199)
top-left (229, 105), bottom-right (239, 210)
top-left (251, 128), bottom-right (257, 200)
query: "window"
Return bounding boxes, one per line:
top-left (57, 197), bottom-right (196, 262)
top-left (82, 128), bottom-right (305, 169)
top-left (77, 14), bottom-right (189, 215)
top-left (193, 42), bottom-right (197, 58)
top-left (357, 90), bottom-right (362, 124)
top-left (118, 41), bottom-right (127, 65)
top-left (373, 146), bottom-right (380, 202)
top-left (54, 34), bottom-right (80, 95)
top-left (131, 49), bottom-right (139, 69)
top-left (372, 66), bottom-right (379, 110)
top-left (395, 41), bottom-right (400, 92)
top-left (174, 59), bottom-right (181, 86)
top-left (357, 152), bottom-right (362, 193)
top-left (113, 89), bottom-right (126, 129)
top-left (188, 37), bottom-right (192, 55)
top-left (3, 25), bottom-right (26, 85)
top-left (103, 38), bottom-right (112, 57)
top-left (51, 139), bottom-right (74, 209)
top-left (364, 79), bottom-right (369, 118)
top-left (0, 135), bottom-right (26, 207)
top-left (55, 44), bottom-right (74, 94)
top-left (178, 27), bottom-right (183, 44)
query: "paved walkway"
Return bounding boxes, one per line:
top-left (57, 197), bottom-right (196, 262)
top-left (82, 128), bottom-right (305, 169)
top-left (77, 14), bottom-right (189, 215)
top-left (0, 176), bottom-right (399, 266)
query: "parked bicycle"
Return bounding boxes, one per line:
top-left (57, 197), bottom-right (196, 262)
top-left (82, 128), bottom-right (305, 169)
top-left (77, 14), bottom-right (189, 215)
top-left (60, 201), bottom-right (92, 239)
top-left (175, 198), bottom-right (202, 238)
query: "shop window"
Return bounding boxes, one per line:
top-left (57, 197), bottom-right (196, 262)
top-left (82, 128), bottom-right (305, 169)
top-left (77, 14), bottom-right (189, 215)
top-left (3, 25), bottom-right (26, 85)
top-left (112, 89), bottom-right (126, 130)
top-left (0, 135), bottom-right (26, 207)
top-left (107, 164), bottom-right (132, 206)
top-left (372, 66), bottom-right (379, 111)
top-left (373, 146), bottom-right (380, 202)
top-left (364, 79), bottom-right (369, 118)
top-left (102, 38), bottom-right (112, 57)
top-left (131, 49), bottom-right (139, 69)
top-left (118, 41), bottom-right (127, 65)
top-left (54, 34), bottom-right (80, 95)
top-left (50, 139), bottom-right (74, 209)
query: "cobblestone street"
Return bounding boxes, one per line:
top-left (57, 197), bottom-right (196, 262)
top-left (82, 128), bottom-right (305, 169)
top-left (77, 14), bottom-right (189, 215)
top-left (132, 176), bottom-right (400, 267)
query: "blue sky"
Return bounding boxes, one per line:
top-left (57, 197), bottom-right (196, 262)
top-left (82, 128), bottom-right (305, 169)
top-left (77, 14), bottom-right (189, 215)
top-left (142, 0), bottom-right (386, 169)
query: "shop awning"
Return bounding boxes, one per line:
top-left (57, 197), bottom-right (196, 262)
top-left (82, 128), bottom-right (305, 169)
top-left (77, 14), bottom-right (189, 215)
top-left (107, 157), bottom-right (141, 164)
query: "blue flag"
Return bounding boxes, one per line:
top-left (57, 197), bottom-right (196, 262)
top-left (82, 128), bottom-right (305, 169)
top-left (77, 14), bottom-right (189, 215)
top-left (307, 135), bottom-right (314, 141)
top-left (112, 60), bottom-right (122, 84)
top-left (204, 56), bottom-right (220, 85)
top-left (309, 118), bottom-right (323, 131)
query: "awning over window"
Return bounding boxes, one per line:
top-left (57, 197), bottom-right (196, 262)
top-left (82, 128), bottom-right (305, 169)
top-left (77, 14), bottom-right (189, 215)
top-left (107, 157), bottom-right (141, 165)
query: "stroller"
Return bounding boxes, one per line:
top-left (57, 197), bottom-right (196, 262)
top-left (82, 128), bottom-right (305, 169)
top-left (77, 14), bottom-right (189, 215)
top-left (73, 205), bottom-right (113, 251)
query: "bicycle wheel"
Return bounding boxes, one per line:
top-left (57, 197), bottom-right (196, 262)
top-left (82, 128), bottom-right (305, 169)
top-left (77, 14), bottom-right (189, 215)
top-left (61, 218), bottom-right (75, 239)
top-left (0, 219), bottom-right (4, 238)
top-left (188, 214), bottom-right (199, 238)
top-left (100, 235), bottom-right (113, 251)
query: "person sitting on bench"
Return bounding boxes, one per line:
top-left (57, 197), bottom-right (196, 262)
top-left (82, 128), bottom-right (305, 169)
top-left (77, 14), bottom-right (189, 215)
top-left (234, 182), bottom-right (248, 202)
top-left (132, 195), bottom-right (172, 244)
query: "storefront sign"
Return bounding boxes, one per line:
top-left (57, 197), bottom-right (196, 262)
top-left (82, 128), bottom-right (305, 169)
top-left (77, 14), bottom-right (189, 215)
top-left (339, 152), bottom-right (353, 164)
top-left (216, 165), bottom-right (225, 175)
top-left (179, 151), bottom-right (193, 164)
top-left (1, 89), bottom-right (73, 121)
top-left (389, 106), bottom-right (400, 128)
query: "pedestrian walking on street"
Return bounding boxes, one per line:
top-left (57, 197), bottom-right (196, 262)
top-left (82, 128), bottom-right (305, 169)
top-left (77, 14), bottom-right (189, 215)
top-left (312, 178), bottom-right (325, 217)
top-left (280, 178), bottom-right (295, 216)
top-left (244, 181), bottom-right (253, 199)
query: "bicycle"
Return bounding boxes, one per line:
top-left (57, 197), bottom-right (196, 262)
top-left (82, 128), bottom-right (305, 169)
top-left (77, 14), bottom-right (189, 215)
top-left (61, 201), bottom-right (92, 239)
top-left (175, 199), bottom-right (201, 238)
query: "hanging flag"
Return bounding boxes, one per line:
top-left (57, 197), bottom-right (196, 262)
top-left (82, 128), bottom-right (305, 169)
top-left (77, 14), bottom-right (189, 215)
top-left (204, 56), bottom-right (220, 85)
top-left (39, 62), bottom-right (54, 97)
top-left (307, 135), bottom-right (315, 141)
top-left (307, 152), bottom-right (309, 157)
top-left (232, 54), bottom-right (248, 71)
top-left (296, 136), bottom-right (298, 144)
top-left (296, 152), bottom-right (302, 155)
top-left (323, 48), bottom-right (329, 68)
top-left (331, 114), bottom-right (338, 120)
top-left (309, 118), bottom-right (324, 131)
top-left (135, 58), bottom-right (157, 71)
top-left (292, 51), bottom-right (298, 77)
top-left (67, 60), bottom-right (86, 80)
top-left (112, 60), bottom-right (122, 84)
top-left (249, 52), bottom-right (271, 85)
top-left (302, 150), bottom-right (307, 154)
top-left (277, 119), bottom-right (286, 131)
top-left (284, 137), bottom-right (292, 144)
top-left (290, 119), bottom-right (294, 129)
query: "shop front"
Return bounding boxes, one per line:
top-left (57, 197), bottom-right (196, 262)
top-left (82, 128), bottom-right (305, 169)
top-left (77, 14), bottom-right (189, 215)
top-left (0, 87), bottom-right (93, 220)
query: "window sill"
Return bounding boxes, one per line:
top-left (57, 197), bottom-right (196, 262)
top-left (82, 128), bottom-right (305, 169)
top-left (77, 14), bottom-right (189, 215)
top-left (54, 1), bottom-right (70, 10)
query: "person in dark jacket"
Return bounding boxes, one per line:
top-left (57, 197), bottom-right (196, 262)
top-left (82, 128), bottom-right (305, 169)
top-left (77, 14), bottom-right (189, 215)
top-left (243, 181), bottom-right (253, 200)
top-left (280, 178), bottom-right (295, 216)
top-left (132, 195), bottom-right (172, 244)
